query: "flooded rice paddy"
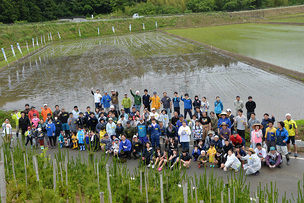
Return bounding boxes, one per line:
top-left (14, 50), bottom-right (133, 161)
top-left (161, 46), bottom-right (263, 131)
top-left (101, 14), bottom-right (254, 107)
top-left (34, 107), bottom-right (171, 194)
top-left (0, 32), bottom-right (303, 119)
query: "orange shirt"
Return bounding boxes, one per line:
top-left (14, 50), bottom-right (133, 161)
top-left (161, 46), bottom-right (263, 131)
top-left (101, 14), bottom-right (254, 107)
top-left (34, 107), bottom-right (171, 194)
top-left (150, 96), bottom-right (161, 109)
top-left (41, 107), bottom-right (52, 122)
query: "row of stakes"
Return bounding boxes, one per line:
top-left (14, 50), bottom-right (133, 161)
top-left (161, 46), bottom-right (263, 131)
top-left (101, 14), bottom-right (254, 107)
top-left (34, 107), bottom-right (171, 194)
top-left (1, 22), bottom-right (158, 66)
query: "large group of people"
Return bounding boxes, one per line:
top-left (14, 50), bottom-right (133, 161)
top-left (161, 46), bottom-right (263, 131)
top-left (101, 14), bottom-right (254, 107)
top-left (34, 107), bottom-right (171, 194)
top-left (2, 89), bottom-right (300, 174)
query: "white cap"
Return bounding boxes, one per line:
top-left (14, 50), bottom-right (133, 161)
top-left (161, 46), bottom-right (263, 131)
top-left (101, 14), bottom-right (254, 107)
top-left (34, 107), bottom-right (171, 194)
top-left (43, 104), bottom-right (47, 107)
top-left (226, 109), bottom-right (231, 112)
top-left (110, 105), bottom-right (114, 109)
top-left (111, 90), bottom-right (114, 92)
top-left (285, 113), bottom-right (291, 117)
top-left (133, 135), bottom-right (137, 138)
top-left (151, 108), bottom-right (156, 111)
top-left (136, 90), bottom-right (139, 94)
top-left (214, 135), bottom-right (219, 138)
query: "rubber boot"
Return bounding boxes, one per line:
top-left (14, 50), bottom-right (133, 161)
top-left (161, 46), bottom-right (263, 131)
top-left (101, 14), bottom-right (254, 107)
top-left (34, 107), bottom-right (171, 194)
top-left (286, 154), bottom-right (290, 165)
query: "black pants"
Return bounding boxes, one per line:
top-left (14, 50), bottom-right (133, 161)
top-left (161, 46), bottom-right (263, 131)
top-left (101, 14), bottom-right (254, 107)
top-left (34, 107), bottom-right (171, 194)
top-left (184, 109), bottom-right (192, 119)
top-left (193, 153), bottom-right (199, 160)
top-left (237, 129), bottom-right (245, 139)
top-left (144, 104), bottom-right (150, 112)
top-left (174, 107), bottom-right (180, 115)
top-left (25, 137), bottom-right (32, 146)
top-left (49, 136), bottom-right (57, 147)
top-left (119, 151), bottom-right (131, 159)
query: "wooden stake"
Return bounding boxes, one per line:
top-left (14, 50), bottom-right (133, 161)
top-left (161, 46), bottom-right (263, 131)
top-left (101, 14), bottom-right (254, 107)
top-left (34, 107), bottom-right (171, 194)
top-left (59, 162), bottom-right (63, 184)
top-left (100, 192), bottom-right (104, 203)
top-left (53, 159), bottom-right (56, 192)
top-left (233, 186), bottom-right (235, 203)
top-left (11, 153), bottom-right (18, 199)
top-left (0, 148), bottom-right (4, 162)
top-left (0, 161), bottom-right (6, 203)
top-left (106, 164), bottom-right (112, 203)
top-left (209, 188), bottom-right (212, 203)
top-left (221, 191), bottom-right (224, 203)
top-left (228, 188), bottom-right (231, 203)
top-left (256, 197), bottom-right (259, 203)
top-left (97, 163), bottom-right (100, 190)
top-left (183, 181), bottom-right (188, 203)
top-left (195, 179), bottom-right (198, 203)
top-left (140, 170), bottom-right (143, 194)
top-left (160, 174), bottom-right (164, 203)
top-left (190, 180), bottom-right (193, 200)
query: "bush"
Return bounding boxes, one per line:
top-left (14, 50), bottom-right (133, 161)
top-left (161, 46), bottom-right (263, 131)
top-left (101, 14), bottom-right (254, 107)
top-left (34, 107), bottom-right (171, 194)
top-left (186, 0), bottom-right (217, 12)
top-left (0, 110), bottom-right (16, 128)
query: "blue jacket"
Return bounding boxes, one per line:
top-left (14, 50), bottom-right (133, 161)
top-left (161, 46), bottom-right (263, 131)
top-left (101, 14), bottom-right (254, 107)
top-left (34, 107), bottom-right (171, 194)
top-left (211, 140), bottom-right (223, 150)
top-left (148, 124), bottom-right (161, 137)
top-left (119, 139), bottom-right (132, 152)
top-left (137, 122), bottom-right (147, 138)
top-left (101, 95), bottom-right (112, 108)
top-left (176, 120), bottom-right (188, 131)
top-left (46, 122), bottom-right (55, 137)
top-left (261, 117), bottom-right (275, 135)
top-left (192, 149), bottom-right (201, 156)
top-left (181, 96), bottom-right (192, 109)
top-left (276, 128), bottom-right (289, 146)
top-left (173, 97), bottom-right (180, 108)
top-left (214, 100), bottom-right (223, 114)
top-left (218, 118), bottom-right (231, 129)
top-left (166, 126), bottom-right (178, 138)
top-left (77, 130), bottom-right (85, 144)
top-left (160, 126), bottom-right (166, 137)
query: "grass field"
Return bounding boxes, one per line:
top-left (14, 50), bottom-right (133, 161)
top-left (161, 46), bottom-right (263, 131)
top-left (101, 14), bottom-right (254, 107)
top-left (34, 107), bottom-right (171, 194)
top-left (269, 15), bottom-right (304, 23)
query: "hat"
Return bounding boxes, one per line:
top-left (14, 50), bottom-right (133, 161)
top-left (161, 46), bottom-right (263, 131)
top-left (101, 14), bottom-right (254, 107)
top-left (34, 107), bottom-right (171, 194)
top-left (124, 93), bottom-right (127, 95)
top-left (47, 113), bottom-right (51, 116)
top-left (285, 113), bottom-right (291, 117)
top-left (136, 90), bottom-right (139, 94)
top-left (117, 121), bottom-right (122, 124)
top-left (105, 91), bottom-right (107, 93)
top-left (111, 90), bottom-right (114, 92)
top-left (247, 148), bottom-right (255, 154)
top-left (38, 128), bottom-right (42, 131)
top-left (153, 91), bottom-right (157, 94)
top-left (207, 130), bottom-right (214, 135)
top-left (74, 106), bottom-right (78, 108)
top-left (214, 135), bottom-right (219, 139)
top-left (114, 138), bottom-right (119, 141)
top-left (31, 106), bottom-right (35, 108)
top-left (252, 123), bottom-right (263, 129)
top-left (270, 146), bottom-right (276, 151)
top-left (151, 108), bottom-right (156, 111)
top-left (133, 135), bottom-right (137, 138)
top-left (43, 104), bottom-right (47, 107)
top-left (220, 122), bottom-right (228, 127)
top-left (110, 105), bottom-right (114, 109)
top-left (219, 112), bottom-right (228, 116)
top-left (178, 114), bottom-right (183, 118)
top-left (108, 118), bottom-right (113, 121)
top-left (33, 113), bottom-right (37, 116)
top-left (226, 109), bottom-right (232, 112)
top-left (27, 126), bottom-right (31, 129)
top-left (126, 121), bottom-right (131, 124)
top-left (232, 131), bottom-right (237, 134)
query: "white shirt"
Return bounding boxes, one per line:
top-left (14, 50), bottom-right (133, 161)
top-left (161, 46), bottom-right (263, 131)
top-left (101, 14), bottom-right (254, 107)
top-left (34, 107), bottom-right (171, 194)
top-left (255, 148), bottom-right (267, 159)
top-left (149, 112), bottom-right (159, 120)
top-left (2, 123), bottom-right (12, 135)
top-left (93, 93), bottom-right (102, 103)
top-left (178, 126), bottom-right (191, 142)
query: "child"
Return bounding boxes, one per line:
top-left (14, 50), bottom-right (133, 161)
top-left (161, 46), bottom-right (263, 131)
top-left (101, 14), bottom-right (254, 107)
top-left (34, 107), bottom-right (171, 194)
top-left (71, 132), bottom-right (78, 149)
top-left (99, 126), bottom-right (107, 147)
top-left (142, 142), bottom-right (154, 167)
top-left (207, 143), bottom-right (216, 167)
top-left (37, 128), bottom-right (45, 149)
top-left (169, 148), bottom-right (180, 170)
top-left (197, 150), bottom-right (207, 168)
top-left (77, 127), bottom-right (85, 151)
top-left (235, 145), bottom-right (246, 164)
top-left (197, 140), bottom-right (205, 152)
top-left (251, 124), bottom-right (263, 149)
top-left (189, 115), bottom-right (196, 137)
top-left (193, 120), bottom-right (203, 145)
top-left (85, 129), bottom-right (90, 150)
top-left (31, 114), bottom-right (40, 128)
top-left (167, 137), bottom-right (178, 157)
top-left (59, 131), bottom-right (65, 148)
top-left (115, 121), bottom-right (124, 138)
top-left (31, 124), bottom-right (38, 149)
top-left (159, 110), bottom-right (169, 128)
top-left (113, 138), bottom-right (120, 157)
top-left (90, 131), bottom-right (100, 151)
top-left (179, 150), bottom-right (192, 170)
top-left (192, 145), bottom-right (201, 161)
top-left (154, 147), bottom-right (163, 169)
top-left (100, 134), bottom-right (112, 154)
top-left (214, 149), bottom-right (225, 169)
top-left (158, 150), bottom-right (168, 171)
top-left (25, 126), bottom-right (33, 148)
top-left (224, 149), bottom-right (241, 172)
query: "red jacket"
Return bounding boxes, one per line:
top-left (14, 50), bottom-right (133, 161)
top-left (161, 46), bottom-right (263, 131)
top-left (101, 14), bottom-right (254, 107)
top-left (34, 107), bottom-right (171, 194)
top-left (230, 135), bottom-right (242, 146)
top-left (28, 110), bottom-right (39, 121)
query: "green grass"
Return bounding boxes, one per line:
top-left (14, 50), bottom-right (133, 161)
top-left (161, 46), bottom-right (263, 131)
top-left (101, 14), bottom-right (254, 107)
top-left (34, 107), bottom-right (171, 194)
top-left (269, 15), bottom-right (304, 23)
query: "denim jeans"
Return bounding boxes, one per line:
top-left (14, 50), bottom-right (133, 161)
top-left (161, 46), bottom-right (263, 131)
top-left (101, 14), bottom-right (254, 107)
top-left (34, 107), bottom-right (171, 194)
top-left (151, 135), bottom-right (160, 149)
top-left (135, 104), bottom-right (141, 112)
top-left (124, 108), bottom-right (130, 114)
top-left (164, 108), bottom-right (171, 119)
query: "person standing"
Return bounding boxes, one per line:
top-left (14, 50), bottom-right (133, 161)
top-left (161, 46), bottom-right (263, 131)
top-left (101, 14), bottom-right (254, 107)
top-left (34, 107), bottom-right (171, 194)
top-left (46, 118), bottom-right (56, 149)
top-left (161, 92), bottom-right (172, 119)
top-left (2, 118), bottom-right (12, 144)
top-left (276, 121), bottom-right (290, 165)
top-left (181, 93), bottom-right (192, 119)
top-left (210, 111), bottom-right (218, 135)
top-left (201, 97), bottom-right (210, 115)
top-left (226, 109), bottom-right (235, 131)
top-left (91, 88), bottom-right (102, 109)
top-left (28, 106), bottom-right (39, 121)
top-left (193, 96), bottom-right (201, 110)
top-left (245, 96), bottom-right (256, 121)
top-left (121, 93), bottom-right (132, 114)
top-left (111, 90), bottom-right (119, 112)
top-left (130, 88), bottom-right (142, 112)
top-left (284, 113), bottom-right (298, 157)
top-left (234, 96), bottom-right (244, 116)
top-left (53, 105), bottom-right (61, 118)
top-left (261, 113), bottom-right (275, 140)
top-left (59, 108), bottom-right (70, 136)
top-left (178, 121), bottom-right (191, 152)
top-left (248, 113), bottom-right (260, 133)
top-left (19, 111), bottom-right (31, 141)
top-left (72, 106), bottom-right (80, 119)
top-left (142, 89), bottom-right (151, 112)
top-left (41, 104), bottom-right (52, 122)
top-left (265, 121), bottom-right (276, 152)
top-left (101, 91), bottom-right (111, 113)
top-left (172, 92), bottom-right (181, 115)
top-left (214, 96), bottom-right (223, 118)
top-left (11, 110), bottom-right (21, 138)
top-left (23, 104), bottom-right (30, 118)
top-left (234, 110), bottom-right (247, 139)
top-left (148, 118), bottom-right (161, 149)
top-left (150, 92), bottom-right (161, 113)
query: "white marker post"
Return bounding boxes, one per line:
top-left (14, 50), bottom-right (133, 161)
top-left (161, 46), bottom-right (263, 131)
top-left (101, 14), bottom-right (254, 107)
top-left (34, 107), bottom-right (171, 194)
top-left (57, 31), bottom-right (61, 40)
top-left (112, 26), bottom-right (115, 34)
top-left (0, 161), bottom-right (6, 203)
top-left (1, 48), bottom-right (8, 65)
top-left (50, 32), bottom-right (52, 41)
top-left (17, 43), bottom-right (23, 56)
top-left (129, 24), bottom-right (131, 32)
top-left (32, 38), bottom-right (35, 50)
top-left (143, 23), bottom-right (145, 30)
top-left (26, 41), bottom-right (29, 53)
top-left (79, 29), bottom-right (81, 38)
top-left (98, 28), bottom-right (100, 36)
top-left (11, 45), bottom-right (17, 60)
top-left (155, 22), bottom-right (158, 29)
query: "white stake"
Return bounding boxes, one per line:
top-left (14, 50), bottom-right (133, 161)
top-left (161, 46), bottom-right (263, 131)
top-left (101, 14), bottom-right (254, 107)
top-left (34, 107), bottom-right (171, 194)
top-left (140, 170), bottom-right (143, 194)
top-left (100, 192), bottom-right (104, 203)
top-left (24, 154), bottom-right (27, 189)
top-left (97, 163), bottom-right (100, 190)
top-left (106, 164), bottom-right (112, 203)
top-left (53, 159), bottom-right (57, 192)
top-left (183, 181), bottom-right (188, 203)
top-left (145, 171), bottom-right (148, 203)
top-left (160, 174), bottom-right (164, 203)
top-left (0, 161), bottom-right (6, 203)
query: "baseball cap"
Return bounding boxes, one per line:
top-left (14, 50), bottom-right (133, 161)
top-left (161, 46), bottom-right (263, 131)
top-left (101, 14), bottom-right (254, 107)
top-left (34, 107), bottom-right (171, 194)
top-left (270, 146), bottom-right (275, 151)
top-left (226, 109), bottom-right (231, 112)
top-left (178, 114), bottom-right (183, 117)
top-left (31, 106), bottom-right (35, 108)
top-left (214, 135), bottom-right (219, 138)
top-left (43, 104), bottom-right (47, 107)
top-left (285, 113), bottom-right (291, 117)
top-left (108, 118), bottom-right (113, 121)
top-left (126, 121), bottom-right (131, 124)
top-left (33, 113), bottom-right (37, 116)
top-left (27, 126), bottom-right (31, 129)
top-left (47, 113), bottom-right (51, 116)
top-left (133, 135), bottom-right (137, 138)
top-left (153, 91), bottom-right (157, 94)
top-left (114, 138), bottom-right (119, 141)
top-left (111, 90), bottom-right (114, 92)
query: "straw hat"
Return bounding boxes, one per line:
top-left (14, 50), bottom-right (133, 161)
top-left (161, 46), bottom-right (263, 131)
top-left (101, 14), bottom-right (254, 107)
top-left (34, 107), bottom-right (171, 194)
top-left (252, 123), bottom-right (263, 130)
top-left (247, 148), bottom-right (255, 154)
top-left (220, 122), bottom-right (228, 127)
top-left (219, 112), bottom-right (228, 116)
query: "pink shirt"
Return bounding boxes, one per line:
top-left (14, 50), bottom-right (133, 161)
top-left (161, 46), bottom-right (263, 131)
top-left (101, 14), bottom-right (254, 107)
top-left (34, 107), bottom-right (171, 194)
top-left (251, 129), bottom-right (262, 144)
top-left (32, 118), bottom-right (40, 128)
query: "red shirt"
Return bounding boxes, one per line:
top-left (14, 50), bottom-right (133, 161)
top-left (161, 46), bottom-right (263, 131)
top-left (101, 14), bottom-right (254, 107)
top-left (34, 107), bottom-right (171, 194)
top-left (28, 110), bottom-right (39, 121)
top-left (230, 135), bottom-right (242, 146)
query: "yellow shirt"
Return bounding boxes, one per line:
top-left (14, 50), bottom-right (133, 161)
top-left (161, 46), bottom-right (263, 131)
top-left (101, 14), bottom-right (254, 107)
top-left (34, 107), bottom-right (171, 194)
top-left (100, 130), bottom-right (107, 146)
top-left (284, 120), bottom-right (297, 137)
top-left (207, 147), bottom-right (216, 163)
top-left (265, 127), bottom-right (276, 140)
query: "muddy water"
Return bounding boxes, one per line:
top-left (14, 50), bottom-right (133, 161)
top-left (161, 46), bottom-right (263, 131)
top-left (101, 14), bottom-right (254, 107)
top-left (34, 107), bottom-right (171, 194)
top-left (0, 32), bottom-right (303, 120)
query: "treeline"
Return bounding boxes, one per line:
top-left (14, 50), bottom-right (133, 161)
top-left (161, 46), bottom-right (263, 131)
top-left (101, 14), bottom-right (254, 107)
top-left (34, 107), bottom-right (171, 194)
top-left (0, 0), bottom-right (303, 23)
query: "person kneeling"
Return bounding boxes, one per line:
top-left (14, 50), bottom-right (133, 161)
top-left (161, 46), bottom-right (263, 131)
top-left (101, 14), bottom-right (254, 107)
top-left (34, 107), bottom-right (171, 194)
top-left (119, 135), bottom-right (132, 159)
top-left (214, 149), bottom-right (226, 169)
top-left (254, 143), bottom-right (267, 166)
top-left (142, 142), bottom-right (154, 167)
top-left (241, 148), bottom-right (261, 175)
top-left (197, 150), bottom-right (208, 168)
top-left (224, 149), bottom-right (241, 172)
top-left (266, 146), bottom-right (282, 169)
top-left (179, 150), bottom-right (192, 170)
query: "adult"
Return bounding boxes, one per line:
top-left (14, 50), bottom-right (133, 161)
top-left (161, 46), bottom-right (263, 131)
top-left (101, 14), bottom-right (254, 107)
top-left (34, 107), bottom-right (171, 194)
top-left (142, 89), bottom-right (151, 112)
top-left (245, 96), bottom-right (256, 121)
top-left (119, 134), bottom-right (132, 159)
top-left (59, 108), bottom-right (70, 135)
top-left (101, 91), bottom-right (111, 113)
top-left (84, 106), bottom-right (93, 120)
top-left (130, 88), bottom-right (142, 112)
top-left (109, 105), bottom-right (118, 118)
top-left (224, 149), bottom-right (241, 172)
top-left (53, 116), bottom-right (63, 142)
top-left (91, 88), bottom-right (102, 109)
top-left (136, 117), bottom-right (148, 145)
top-left (219, 122), bottom-right (231, 145)
top-left (23, 104), bottom-right (30, 117)
top-left (46, 118), bottom-right (56, 149)
top-left (171, 111), bottom-right (179, 127)
top-left (241, 148), bottom-right (261, 175)
top-left (201, 97), bottom-right (210, 115)
top-left (161, 92), bottom-right (172, 119)
top-left (214, 96), bottom-right (223, 118)
top-left (53, 105), bottom-right (61, 118)
top-left (132, 136), bottom-right (143, 159)
top-left (148, 118), bottom-right (161, 149)
top-left (217, 112), bottom-right (231, 134)
top-left (41, 104), bottom-right (52, 122)
top-left (248, 113), bottom-right (260, 133)
top-left (178, 121), bottom-right (191, 152)
top-left (106, 118), bottom-right (116, 137)
top-left (173, 92), bottom-right (181, 115)
top-left (276, 121), bottom-right (290, 165)
top-left (261, 113), bottom-right (275, 140)
top-left (119, 108), bottom-right (129, 120)
top-left (265, 121), bottom-right (276, 152)
top-left (124, 121), bottom-right (136, 140)
top-left (210, 111), bottom-right (218, 135)
top-left (181, 93), bottom-right (192, 119)
top-left (176, 114), bottom-right (187, 131)
top-left (28, 106), bottom-right (39, 121)
top-left (230, 131), bottom-right (243, 147)
top-left (234, 96), bottom-right (244, 115)
top-left (234, 110), bottom-right (247, 139)
top-left (200, 111), bottom-right (211, 141)
top-left (193, 95), bottom-right (201, 110)
top-left (11, 110), bottom-right (21, 137)
top-left (121, 93), bottom-right (132, 114)
top-left (284, 113), bottom-right (298, 157)
top-left (87, 112), bottom-right (98, 131)
top-left (68, 112), bottom-right (77, 133)
top-left (149, 108), bottom-right (159, 120)
top-left (150, 91), bottom-right (161, 113)
top-left (194, 107), bottom-right (202, 121)
top-left (255, 143), bottom-right (267, 165)
top-left (111, 90), bottom-right (119, 111)
top-left (76, 112), bottom-right (87, 129)
top-left (2, 118), bottom-right (12, 143)
top-left (266, 146), bottom-right (282, 169)
top-left (72, 106), bottom-right (80, 118)
top-left (19, 111), bottom-right (31, 140)
top-left (226, 109), bottom-right (235, 131)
